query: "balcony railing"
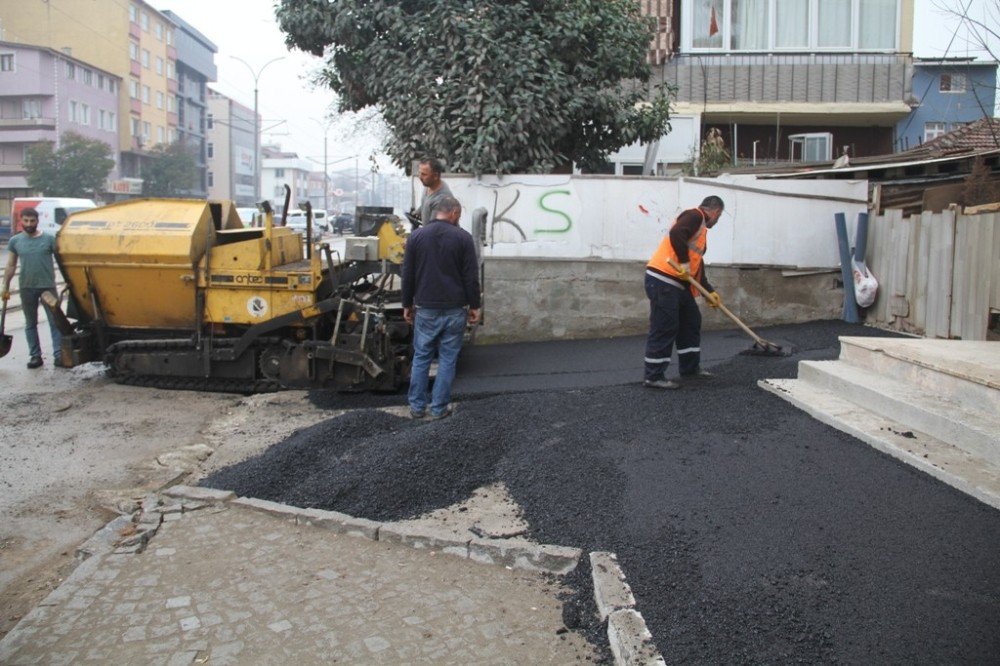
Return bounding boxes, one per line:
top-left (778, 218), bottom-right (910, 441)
top-left (662, 53), bottom-right (913, 105)
top-left (0, 117), bottom-right (56, 129)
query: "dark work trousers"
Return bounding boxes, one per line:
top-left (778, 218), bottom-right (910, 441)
top-left (643, 274), bottom-right (702, 381)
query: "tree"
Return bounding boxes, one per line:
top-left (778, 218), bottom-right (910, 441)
top-left (25, 131), bottom-right (115, 198)
top-left (276, 0), bottom-right (675, 175)
top-left (142, 142), bottom-right (198, 197)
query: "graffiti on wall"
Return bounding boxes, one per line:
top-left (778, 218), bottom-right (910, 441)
top-left (488, 186), bottom-right (578, 246)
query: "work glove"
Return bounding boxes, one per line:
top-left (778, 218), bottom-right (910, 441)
top-left (1, 291), bottom-right (9, 302)
top-left (676, 262), bottom-right (691, 281)
top-left (706, 291), bottom-right (722, 308)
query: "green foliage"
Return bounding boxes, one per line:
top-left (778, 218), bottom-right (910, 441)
top-left (681, 137), bottom-right (732, 177)
top-left (24, 131), bottom-right (115, 197)
top-left (142, 142), bottom-right (198, 197)
top-left (276, 0), bottom-right (675, 175)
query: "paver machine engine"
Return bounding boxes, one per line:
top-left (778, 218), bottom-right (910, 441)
top-left (55, 198), bottom-right (412, 393)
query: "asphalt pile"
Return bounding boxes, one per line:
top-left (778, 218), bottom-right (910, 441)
top-left (202, 322), bottom-right (1000, 663)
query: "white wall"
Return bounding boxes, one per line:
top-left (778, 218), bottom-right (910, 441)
top-left (440, 174), bottom-right (868, 270)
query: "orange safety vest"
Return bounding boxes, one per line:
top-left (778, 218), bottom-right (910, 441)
top-left (646, 208), bottom-right (708, 297)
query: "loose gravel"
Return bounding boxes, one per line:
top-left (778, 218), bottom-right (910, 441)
top-left (202, 321), bottom-right (1000, 663)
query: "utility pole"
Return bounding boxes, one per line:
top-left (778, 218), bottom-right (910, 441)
top-left (231, 56), bottom-right (283, 202)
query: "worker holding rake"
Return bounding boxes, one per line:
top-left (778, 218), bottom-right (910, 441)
top-left (642, 195), bottom-right (724, 389)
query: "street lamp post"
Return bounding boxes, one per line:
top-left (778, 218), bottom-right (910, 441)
top-left (311, 118), bottom-right (331, 213)
top-left (231, 56), bottom-right (283, 202)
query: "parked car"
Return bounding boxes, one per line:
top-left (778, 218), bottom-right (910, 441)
top-left (0, 215), bottom-right (11, 242)
top-left (285, 209), bottom-right (330, 234)
top-left (332, 212), bottom-right (354, 234)
top-left (236, 207), bottom-right (260, 227)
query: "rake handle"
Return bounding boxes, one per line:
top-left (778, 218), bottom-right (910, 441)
top-left (665, 258), bottom-right (770, 347)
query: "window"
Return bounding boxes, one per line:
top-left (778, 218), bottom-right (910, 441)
top-left (130, 79), bottom-right (140, 99)
top-left (156, 57), bottom-right (163, 75)
top-left (924, 122), bottom-right (947, 142)
top-left (142, 85), bottom-right (150, 104)
top-left (132, 117), bottom-right (141, 137)
top-left (167, 96), bottom-right (174, 112)
top-left (66, 61), bottom-right (75, 79)
top-left (141, 49), bottom-right (149, 68)
top-left (156, 91), bottom-right (164, 109)
top-left (129, 3), bottom-right (138, 22)
top-left (155, 22), bottom-right (163, 40)
top-left (685, 0), bottom-right (899, 51)
top-left (99, 109), bottom-right (107, 129)
top-left (940, 73), bottom-right (967, 93)
top-left (140, 11), bottom-right (149, 31)
top-left (109, 80), bottom-right (117, 94)
top-left (157, 126), bottom-right (165, 144)
top-left (143, 121), bottom-right (151, 139)
top-left (207, 142), bottom-right (214, 158)
top-left (80, 103), bottom-right (91, 125)
top-left (22, 99), bottom-right (41, 119)
top-left (97, 73), bottom-right (105, 90)
top-left (129, 41), bottom-right (139, 61)
top-left (166, 29), bottom-right (173, 46)
top-left (275, 169), bottom-right (285, 177)
top-left (69, 100), bottom-right (78, 122)
top-left (166, 62), bottom-right (174, 79)
top-left (206, 113), bottom-right (213, 129)
top-left (788, 132), bottom-right (832, 162)
top-left (82, 68), bottom-right (92, 85)
top-left (168, 129), bottom-right (176, 142)
top-left (207, 171), bottom-right (214, 187)
top-left (0, 53), bottom-right (14, 72)
top-left (109, 111), bottom-right (117, 131)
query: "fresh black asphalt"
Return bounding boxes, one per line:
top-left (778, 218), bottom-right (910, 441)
top-left (203, 320), bottom-right (1000, 663)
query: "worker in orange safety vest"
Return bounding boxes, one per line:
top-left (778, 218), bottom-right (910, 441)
top-left (643, 195), bottom-right (725, 389)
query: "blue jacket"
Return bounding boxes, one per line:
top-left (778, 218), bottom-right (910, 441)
top-left (402, 219), bottom-right (481, 310)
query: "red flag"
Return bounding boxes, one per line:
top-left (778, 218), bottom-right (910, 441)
top-left (709, 6), bottom-right (719, 37)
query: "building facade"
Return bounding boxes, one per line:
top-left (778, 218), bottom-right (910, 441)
top-left (895, 58), bottom-right (998, 152)
top-left (205, 90), bottom-right (257, 205)
top-left (261, 145), bottom-right (313, 212)
top-left (161, 11), bottom-right (217, 198)
top-left (610, 0), bottom-right (917, 173)
top-left (0, 0), bottom-right (181, 190)
top-left (0, 41), bottom-right (121, 210)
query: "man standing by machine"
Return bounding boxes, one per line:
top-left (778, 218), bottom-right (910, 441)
top-left (417, 157), bottom-right (453, 224)
top-left (2, 207), bottom-right (65, 369)
top-left (403, 196), bottom-right (481, 419)
top-left (642, 195), bottom-right (724, 389)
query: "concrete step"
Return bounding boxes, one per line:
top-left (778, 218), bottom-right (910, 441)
top-left (837, 337), bottom-right (1000, 416)
top-left (797, 360), bottom-right (1000, 468)
top-left (759, 377), bottom-right (1000, 511)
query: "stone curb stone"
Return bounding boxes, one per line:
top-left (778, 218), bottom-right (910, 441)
top-left (161, 485), bottom-right (235, 503)
top-left (607, 608), bottom-right (665, 666)
top-left (469, 538), bottom-right (581, 575)
top-left (379, 524), bottom-right (470, 558)
top-left (590, 551), bottom-right (637, 621)
top-left (74, 515), bottom-right (133, 561)
top-left (230, 497), bottom-right (300, 522)
top-left (296, 507), bottom-right (381, 540)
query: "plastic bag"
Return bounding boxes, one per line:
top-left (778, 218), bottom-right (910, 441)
top-left (852, 259), bottom-right (878, 308)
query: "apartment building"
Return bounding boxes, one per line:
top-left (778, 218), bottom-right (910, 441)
top-left (205, 90), bottom-right (258, 205)
top-left (0, 41), bottom-right (121, 208)
top-left (895, 58), bottom-right (998, 152)
top-left (261, 144), bottom-right (312, 212)
top-left (615, 0), bottom-right (917, 172)
top-left (162, 10), bottom-right (217, 198)
top-left (0, 0), bottom-right (180, 184)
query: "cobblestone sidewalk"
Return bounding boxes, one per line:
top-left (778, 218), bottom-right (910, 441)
top-left (0, 504), bottom-right (594, 664)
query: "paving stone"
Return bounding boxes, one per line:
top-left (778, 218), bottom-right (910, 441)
top-left (230, 496), bottom-right (301, 522)
top-left (297, 507), bottom-right (381, 540)
top-left (161, 485), bottom-right (235, 503)
top-left (590, 551), bottom-right (636, 621)
top-left (0, 506), bottom-right (593, 663)
top-left (378, 524), bottom-right (469, 557)
top-left (469, 538), bottom-right (581, 574)
top-left (607, 608), bottom-right (664, 666)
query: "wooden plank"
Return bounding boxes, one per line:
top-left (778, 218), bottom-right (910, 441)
top-left (866, 212), bottom-right (889, 325)
top-left (889, 209), bottom-right (911, 322)
top-left (910, 211), bottom-right (931, 334)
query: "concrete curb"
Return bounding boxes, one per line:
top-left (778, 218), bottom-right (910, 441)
top-left (167, 485), bottom-right (582, 576)
top-left (589, 551), bottom-right (665, 665)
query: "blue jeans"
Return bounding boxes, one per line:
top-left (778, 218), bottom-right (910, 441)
top-left (408, 307), bottom-right (467, 416)
top-left (21, 287), bottom-right (63, 361)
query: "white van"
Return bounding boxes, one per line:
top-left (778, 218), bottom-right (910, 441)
top-left (285, 209), bottom-right (329, 234)
top-left (11, 197), bottom-right (97, 235)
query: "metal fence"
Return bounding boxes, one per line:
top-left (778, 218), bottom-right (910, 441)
top-left (865, 207), bottom-right (1000, 340)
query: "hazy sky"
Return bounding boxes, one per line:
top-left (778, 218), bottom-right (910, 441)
top-left (154, 0), bottom-right (1000, 169)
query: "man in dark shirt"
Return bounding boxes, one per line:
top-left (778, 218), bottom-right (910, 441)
top-left (643, 195), bottom-right (724, 389)
top-left (402, 196), bottom-right (481, 419)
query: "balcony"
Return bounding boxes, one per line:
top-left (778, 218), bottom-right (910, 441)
top-left (662, 53), bottom-right (913, 106)
top-left (129, 22), bottom-right (141, 39)
top-left (130, 60), bottom-right (141, 77)
top-left (167, 112), bottom-right (179, 126)
top-left (130, 98), bottom-right (142, 114)
top-left (167, 78), bottom-right (178, 94)
top-left (0, 117), bottom-right (56, 130)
